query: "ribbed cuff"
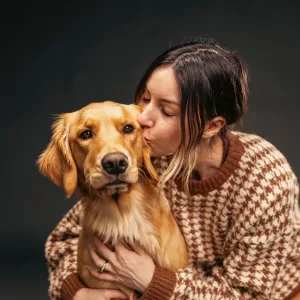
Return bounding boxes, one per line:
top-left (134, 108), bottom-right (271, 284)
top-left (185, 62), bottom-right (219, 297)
top-left (139, 267), bottom-right (176, 300)
top-left (60, 273), bottom-right (87, 300)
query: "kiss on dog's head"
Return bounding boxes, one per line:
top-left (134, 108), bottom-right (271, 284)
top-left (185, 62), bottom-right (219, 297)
top-left (38, 101), bottom-right (158, 199)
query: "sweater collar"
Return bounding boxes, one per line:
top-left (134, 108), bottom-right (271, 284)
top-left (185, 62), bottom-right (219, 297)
top-left (175, 133), bottom-right (244, 196)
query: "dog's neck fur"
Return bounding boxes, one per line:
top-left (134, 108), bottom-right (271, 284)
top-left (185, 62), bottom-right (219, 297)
top-left (80, 180), bottom-right (162, 262)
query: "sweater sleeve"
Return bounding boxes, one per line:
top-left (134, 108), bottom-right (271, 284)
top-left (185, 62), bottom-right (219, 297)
top-left (140, 187), bottom-right (296, 300)
top-left (45, 200), bottom-right (87, 300)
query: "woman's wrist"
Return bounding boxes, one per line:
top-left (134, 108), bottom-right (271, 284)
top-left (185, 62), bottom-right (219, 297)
top-left (138, 261), bottom-right (155, 292)
top-left (139, 267), bottom-right (176, 300)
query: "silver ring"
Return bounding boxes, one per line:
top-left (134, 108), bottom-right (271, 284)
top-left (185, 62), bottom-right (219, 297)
top-left (98, 261), bottom-right (108, 273)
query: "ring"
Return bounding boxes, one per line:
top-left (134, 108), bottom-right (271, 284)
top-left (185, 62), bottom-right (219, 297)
top-left (98, 261), bottom-right (108, 273)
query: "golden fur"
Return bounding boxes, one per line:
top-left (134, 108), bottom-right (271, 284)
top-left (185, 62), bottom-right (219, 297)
top-left (37, 101), bottom-right (188, 299)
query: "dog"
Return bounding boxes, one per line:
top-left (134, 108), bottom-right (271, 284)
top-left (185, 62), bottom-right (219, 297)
top-left (37, 101), bottom-right (188, 299)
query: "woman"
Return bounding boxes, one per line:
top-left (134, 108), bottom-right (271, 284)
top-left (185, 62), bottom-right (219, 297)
top-left (46, 38), bottom-right (300, 299)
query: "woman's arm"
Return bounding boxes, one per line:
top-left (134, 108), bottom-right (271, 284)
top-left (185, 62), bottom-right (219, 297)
top-left (45, 200), bottom-right (86, 299)
top-left (45, 200), bottom-right (131, 300)
top-left (58, 190), bottom-right (296, 299)
top-left (138, 187), bottom-right (297, 300)
top-left (46, 181), bottom-right (299, 299)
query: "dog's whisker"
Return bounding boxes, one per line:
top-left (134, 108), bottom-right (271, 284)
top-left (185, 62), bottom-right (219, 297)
top-left (84, 175), bottom-right (90, 186)
top-left (136, 165), bottom-right (146, 175)
top-left (137, 168), bottom-right (149, 184)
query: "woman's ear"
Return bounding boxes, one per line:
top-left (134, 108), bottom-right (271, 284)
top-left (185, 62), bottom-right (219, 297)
top-left (202, 117), bottom-right (226, 139)
top-left (37, 114), bottom-right (77, 198)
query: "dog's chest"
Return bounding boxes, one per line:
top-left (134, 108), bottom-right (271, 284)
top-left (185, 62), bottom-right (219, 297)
top-left (83, 197), bottom-right (161, 255)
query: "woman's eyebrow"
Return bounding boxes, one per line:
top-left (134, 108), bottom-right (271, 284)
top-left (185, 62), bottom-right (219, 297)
top-left (145, 87), bottom-right (180, 106)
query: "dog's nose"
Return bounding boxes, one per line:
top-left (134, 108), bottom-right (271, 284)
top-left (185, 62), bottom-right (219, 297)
top-left (101, 152), bottom-right (128, 175)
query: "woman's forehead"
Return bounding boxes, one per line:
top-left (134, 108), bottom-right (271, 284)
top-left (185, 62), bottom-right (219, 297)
top-left (145, 66), bottom-right (181, 104)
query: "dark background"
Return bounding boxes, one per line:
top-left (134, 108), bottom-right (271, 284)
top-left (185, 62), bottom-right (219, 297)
top-left (3, 1), bottom-right (300, 299)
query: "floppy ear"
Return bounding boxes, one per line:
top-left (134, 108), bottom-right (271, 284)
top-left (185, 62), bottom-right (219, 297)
top-left (142, 145), bottom-right (158, 182)
top-left (37, 114), bottom-right (77, 198)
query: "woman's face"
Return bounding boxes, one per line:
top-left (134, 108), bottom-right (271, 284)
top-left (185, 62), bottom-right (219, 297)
top-left (137, 65), bottom-right (181, 157)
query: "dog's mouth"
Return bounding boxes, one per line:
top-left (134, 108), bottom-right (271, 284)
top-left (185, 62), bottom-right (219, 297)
top-left (105, 180), bottom-right (128, 188)
top-left (101, 179), bottom-right (131, 200)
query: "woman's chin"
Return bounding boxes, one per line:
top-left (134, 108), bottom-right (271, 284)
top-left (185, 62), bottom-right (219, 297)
top-left (150, 149), bottom-right (169, 158)
top-left (150, 152), bottom-right (160, 158)
top-left (149, 149), bottom-right (160, 157)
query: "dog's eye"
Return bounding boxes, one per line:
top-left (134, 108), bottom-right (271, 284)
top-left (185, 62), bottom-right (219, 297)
top-left (79, 130), bottom-right (93, 140)
top-left (123, 124), bottom-right (134, 134)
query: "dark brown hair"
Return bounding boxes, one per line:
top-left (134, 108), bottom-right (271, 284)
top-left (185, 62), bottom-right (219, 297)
top-left (135, 37), bottom-right (249, 190)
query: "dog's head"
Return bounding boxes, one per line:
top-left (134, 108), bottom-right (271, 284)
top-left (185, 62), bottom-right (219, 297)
top-left (37, 101), bottom-right (158, 198)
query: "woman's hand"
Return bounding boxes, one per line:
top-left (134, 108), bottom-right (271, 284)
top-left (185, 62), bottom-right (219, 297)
top-left (87, 236), bottom-right (155, 292)
top-left (73, 288), bottom-right (128, 299)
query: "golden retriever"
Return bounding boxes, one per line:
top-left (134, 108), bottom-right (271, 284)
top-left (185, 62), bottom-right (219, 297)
top-left (37, 101), bottom-right (188, 299)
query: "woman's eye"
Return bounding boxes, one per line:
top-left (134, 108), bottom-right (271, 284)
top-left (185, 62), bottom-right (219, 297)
top-left (123, 124), bottom-right (135, 134)
top-left (79, 130), bottom-right (93, 140)
top-left (161, 107), bottom-right (173, 118)
top-left (141, 97), bottom-right (150, 104)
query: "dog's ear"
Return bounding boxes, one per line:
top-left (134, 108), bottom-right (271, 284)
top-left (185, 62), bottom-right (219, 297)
top-left (129, 104), bottom-right (158, 181)
top-left (142, 145), bottom-right (158, 182)
top-left (37, 114), bottom-right (77, 198)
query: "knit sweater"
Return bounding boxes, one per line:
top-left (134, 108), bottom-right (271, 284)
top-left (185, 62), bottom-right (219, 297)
top-left (45, 132), bottom-right (300, 299)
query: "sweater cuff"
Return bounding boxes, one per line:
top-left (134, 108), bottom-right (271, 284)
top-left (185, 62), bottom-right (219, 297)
top-left (139, 267), bottom-right (176, 300)
top-left (60, 273), bottom-right (87, 300)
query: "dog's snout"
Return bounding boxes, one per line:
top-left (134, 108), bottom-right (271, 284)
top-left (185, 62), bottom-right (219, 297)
top-left (101, 152), bottom-right (128, 175)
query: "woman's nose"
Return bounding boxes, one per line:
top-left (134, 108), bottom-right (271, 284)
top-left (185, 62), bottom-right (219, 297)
top-left (137, 107), bottom-right (154, 128)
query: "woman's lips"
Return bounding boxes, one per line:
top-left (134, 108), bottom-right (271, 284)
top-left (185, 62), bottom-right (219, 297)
top-left (143, 137), bottom-right (152, 146)
top-left (143, 135), bottom-right (151, 142)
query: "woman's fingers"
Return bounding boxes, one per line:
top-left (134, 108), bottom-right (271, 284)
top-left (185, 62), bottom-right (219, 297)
top-left (86, 237), bottom-right (154, 292)
top-left (89, 267), bottom-right (118, 283)
top-left (88, 243), bottom-right (114, 273)
top-left (74, 288), bottom-right (128, 300)
top-left (128, 241), bottom-right (145, 255)
top-left (93, 237), bottom-right (116, 262)
top-left (102, 289), bottom-right (128, 299)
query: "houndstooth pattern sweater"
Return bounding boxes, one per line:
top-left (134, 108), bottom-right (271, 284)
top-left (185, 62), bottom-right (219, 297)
top-left (45, 132), bottom-right (300, 299)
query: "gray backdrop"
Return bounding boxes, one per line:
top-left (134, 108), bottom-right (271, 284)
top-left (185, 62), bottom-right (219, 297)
top-left (3, 1), bottom-right (300, 299)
